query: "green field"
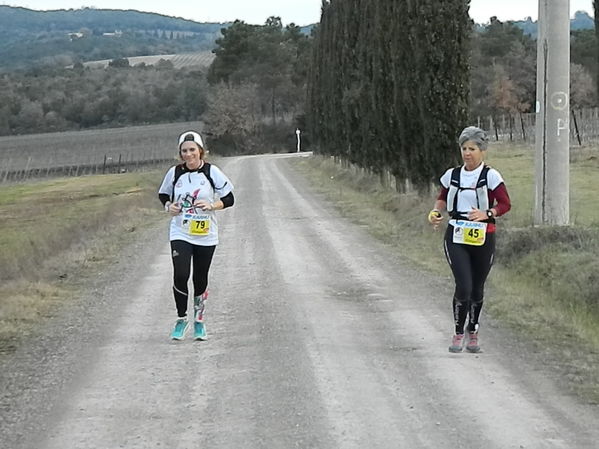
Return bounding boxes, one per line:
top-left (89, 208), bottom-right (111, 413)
top-left (292, 143), bottom-right (599, 402)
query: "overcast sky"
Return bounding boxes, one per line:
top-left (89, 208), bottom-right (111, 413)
top-left (0, 0), bottom-right (594, 26)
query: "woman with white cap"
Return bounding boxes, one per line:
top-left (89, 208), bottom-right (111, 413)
top-left (428, 126), bottom-right (511, 353)
top-left (158, 130), bottom-right (235, 340)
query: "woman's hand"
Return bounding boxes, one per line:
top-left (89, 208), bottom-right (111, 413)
top-left (166, 202), bottom-right (182, 216)
top-left (468, 207), bottom-right (487, 222)
top-left (428, 209), bottom-right (443, 230)
top-left (193, 199), bottom-right (214, 211)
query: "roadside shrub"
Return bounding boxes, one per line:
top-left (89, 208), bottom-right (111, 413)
top-left (497, 226), bottom-right (599, 310)
top-left (497, 226), bottom-right (595, 264)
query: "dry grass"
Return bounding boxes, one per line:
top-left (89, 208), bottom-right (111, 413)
top-left (291, 144), bottom-right (599, 403)
top-left (0, 170), bottom-right (166, 353)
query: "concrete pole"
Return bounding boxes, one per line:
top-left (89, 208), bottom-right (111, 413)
top-left (534, 0), bottom-right (570, 225)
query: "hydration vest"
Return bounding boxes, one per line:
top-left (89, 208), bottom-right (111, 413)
top-left (171, 162), bottom-right (217, 202)
top-left (446, 165), bottom-right (494, 222)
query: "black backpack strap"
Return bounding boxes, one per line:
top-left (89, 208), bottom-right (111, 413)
top-left (450, 167), bottom-right (461, 185)
top-left (199, 162), bottom-right (217, 192)
top-left (477, 165), bottom-right (490, 188)
top-left (450, 167), bottom-right (461, 216)
top-left (171, 162), bottom-right (218, 202)
top-left (171, 164), bottom-right (186, 202)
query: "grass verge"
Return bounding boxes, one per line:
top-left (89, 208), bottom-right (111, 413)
top-left (0, 170), bottom-right (167, 353)
top-left (291, 144), bottom-right (599, 403)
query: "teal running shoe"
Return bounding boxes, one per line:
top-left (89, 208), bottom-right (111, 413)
top-left (170, 318), bottom-right (189, 340)
top-left (194, 320), bottom-right (207, 340)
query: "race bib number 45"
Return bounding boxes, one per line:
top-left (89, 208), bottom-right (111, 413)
top-left (452, 220), bottom-right (487, 246)
top-left (182, 214), bottom-right (211, 236)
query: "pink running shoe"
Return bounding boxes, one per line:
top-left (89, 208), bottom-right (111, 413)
top-left (466, 332), bottom-right (481, 353)
top-left (449, 334), bottom-right (465, 353)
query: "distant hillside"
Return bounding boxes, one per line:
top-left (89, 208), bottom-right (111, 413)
top-left (0, 6), bottom-right (229, 72)
top-left (0, 6), bottom-right (225, 34)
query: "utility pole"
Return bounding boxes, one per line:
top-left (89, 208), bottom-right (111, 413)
top-left (534, 0), bottom-right (570, 225)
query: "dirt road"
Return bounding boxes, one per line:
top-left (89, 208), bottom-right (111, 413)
top-left (1, 153), bottom-right (598, 448)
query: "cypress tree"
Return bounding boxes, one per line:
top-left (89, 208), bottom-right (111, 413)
top-left (307, 0), bottom-right (471, 190)
top-left (594, 1), bottom-right (599, 99)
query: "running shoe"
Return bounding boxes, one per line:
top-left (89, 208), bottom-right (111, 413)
top-left (466, 332), bottom-right (481, 353)
top-left (170, 318), bottom-right (189, 340)
top-left (449, 333), bottom-right (465, 353)
top-left (194, 320), bottom-right (207, 341)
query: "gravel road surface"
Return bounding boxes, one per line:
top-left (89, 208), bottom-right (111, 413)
top-left (1, 153), bottom-right (598, 449)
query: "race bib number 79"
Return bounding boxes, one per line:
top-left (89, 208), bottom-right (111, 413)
top-left (182, 214), bottom-right (211, 236)
top-left (452, 220), bottom-right (487, 246)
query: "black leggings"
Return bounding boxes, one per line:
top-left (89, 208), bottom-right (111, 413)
top-left (170, 240), bottom-right (216, 318)
top-left (444, 226), bottom-right (495, 334)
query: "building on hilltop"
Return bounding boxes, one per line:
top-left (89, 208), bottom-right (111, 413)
top-left (102, 30), bottom-right (123, 37)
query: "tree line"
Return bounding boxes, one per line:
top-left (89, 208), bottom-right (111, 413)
top-left (203, 17), bottom-right (312, 154)
top-left (2, 6), bottom-right (598, 165)
top-left (471, 18), bottom-right (597, 120)
top-left (0, 62), bottom-right (207, 135)
top-left (0, 16), bottom-right (313, 153)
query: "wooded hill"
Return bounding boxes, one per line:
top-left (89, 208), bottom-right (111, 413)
top-left (0, 6), bottom-right (315, 73)
top-left (0, 6), bottom-right (226, 71)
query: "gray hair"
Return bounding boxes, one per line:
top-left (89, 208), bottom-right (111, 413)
top-left (458, 126), bottom-right (489, 151)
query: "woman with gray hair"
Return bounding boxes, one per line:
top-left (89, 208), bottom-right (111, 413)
top-left (428, 126), bottom-right (511, 353)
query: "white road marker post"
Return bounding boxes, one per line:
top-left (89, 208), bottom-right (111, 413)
top-left (296, 128), bottom-right (301, 153)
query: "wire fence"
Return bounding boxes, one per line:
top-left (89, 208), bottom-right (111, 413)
top-left (475, 108), bottom-right (599, 146)
top-left (1, 156), bottom-right (174, 183)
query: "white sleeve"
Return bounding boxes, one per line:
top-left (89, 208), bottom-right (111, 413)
top-left (158, 166), bottom-right (176, 198)
top-left (487, 168), bottom-right (505, 190)
top-left (210, 165), bottom-right (234, 197)
top-left (439, 168), bottom-right (453, 189)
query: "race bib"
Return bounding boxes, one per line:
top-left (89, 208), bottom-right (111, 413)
top-left (181, 214), bottom-right (211, 236)
top-left (451, 220), bottom-right (487, 246)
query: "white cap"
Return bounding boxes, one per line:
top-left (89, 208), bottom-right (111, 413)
top-left (178, 130), bottom-right (204, 149)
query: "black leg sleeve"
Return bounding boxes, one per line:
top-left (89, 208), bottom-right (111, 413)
top-left (191, 245), bottom-right (216, 297)
top-left (468, 233), bottom-right (496, 331)
top-left (444, 230), bottom-right (473, 334)
top-left (171, 240), bottom-right (193, 317)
